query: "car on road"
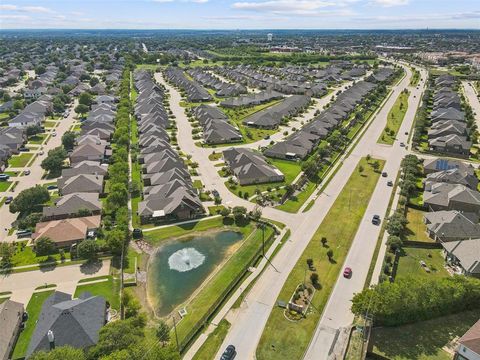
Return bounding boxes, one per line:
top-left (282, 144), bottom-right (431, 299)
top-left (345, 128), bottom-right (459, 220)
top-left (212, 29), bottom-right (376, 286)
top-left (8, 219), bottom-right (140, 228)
top-left (400, 142), bottom-right (405, 147)
top-left (5, 196), bottom-right (13, 204)
top-left (39, 150), bottom-right (44, 155)
top-left (212, 189), bottom-right (220, 198)
top-left (381, 172), bottom-right (387, 177)
top-left (404, 131), bottom-right (408, 135)
top-left (264, 135), bottom-right (270, 140)
top-left (51, 132), bottom-right (57, 137)
top-left (372, 214), bottom-right (381, 225)
top-left (220, 345), bottom-right (236, 360)
top-left (24, 170), bottom-right (30, 175)
top-left (343, 267), bottom-right (352, 278)
top-left (0, 174), bottom-right (10, 181)
top-left (387, 180), bottom-right (393, 186)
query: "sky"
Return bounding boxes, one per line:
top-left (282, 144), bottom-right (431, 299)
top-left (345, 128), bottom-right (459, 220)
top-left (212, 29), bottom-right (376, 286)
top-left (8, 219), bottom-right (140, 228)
top-left (0, 0), bottom-right (479, 30)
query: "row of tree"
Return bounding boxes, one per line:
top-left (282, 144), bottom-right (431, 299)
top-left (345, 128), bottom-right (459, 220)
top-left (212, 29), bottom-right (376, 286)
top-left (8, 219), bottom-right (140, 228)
top-left (351, 276), bottom-right (480, 326)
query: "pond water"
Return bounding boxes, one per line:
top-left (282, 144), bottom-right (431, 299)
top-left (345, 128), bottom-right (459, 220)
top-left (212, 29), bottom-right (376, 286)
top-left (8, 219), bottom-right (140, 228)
top-left (147, 230), bottom-right (243, 317)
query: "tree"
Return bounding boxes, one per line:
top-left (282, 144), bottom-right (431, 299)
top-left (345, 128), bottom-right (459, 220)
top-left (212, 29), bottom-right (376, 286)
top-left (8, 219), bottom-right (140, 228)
top-left (220, 207), bottom-right (231, 218)
top-left (26, 124), bottom-right (42, 137)
top-left (156, 320), bottom-right (170, 346)
top-left (88, 317), bottom-right (144, 359)
top-left (35, 236), bottom-right (56, 256)
top-left (77, 240), bottom-right (98, 261)
top-left (310, 273), bottom-right (320, 288)
top-left (321, 237), bottom-right (327, 247)
top-left (232, 206), bottom-right (247, 222)
top-left (371, 161), bottom-right (380, 172)
top-left (105, 228), bottom-right (126, 256)
top-left (326, 249), bottom-right (334, 260)
top-left (41, 147), bottom-right (67, 176)
top-left (75, 104), bottom-right (89, 115)
top-left (61, 131), bottom-right (76, 151)
top-left (89, 77), bottom-right (100, 87)
top-left (386, 212), bottom-right (408, 237)
top-left (10, 185), bottom-right (50, 214)
top-left (0, 243), bottom-right (15, 267)
top-left (78, 92), bottom-right (93, 107)
top-left (387, 235), bottom-right (403, 252)
top-left (29, 346), bottom-right (86, 360)
top-left (53, 98), bottom-right (66, 113)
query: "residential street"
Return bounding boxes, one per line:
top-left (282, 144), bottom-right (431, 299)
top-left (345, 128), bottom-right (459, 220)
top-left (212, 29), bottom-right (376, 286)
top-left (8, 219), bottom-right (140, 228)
top-left (0, 258), bottom-right (110, 304)
top-left (462, 81), bottom-right (480, 128)
top-left (0, 99), bottom-right (78, 243)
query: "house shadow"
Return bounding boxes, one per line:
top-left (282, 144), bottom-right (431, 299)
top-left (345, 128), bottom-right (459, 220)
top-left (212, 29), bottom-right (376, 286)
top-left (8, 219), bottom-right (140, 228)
top-left (80, 259), bottom-right (103, 275)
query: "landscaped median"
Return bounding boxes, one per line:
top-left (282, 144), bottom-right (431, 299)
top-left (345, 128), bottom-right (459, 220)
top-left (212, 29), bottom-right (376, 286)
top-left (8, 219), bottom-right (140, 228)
top-left (256, 157), bottom-right (385, 360)
top-left (378, 89), bottom-right (410, 145)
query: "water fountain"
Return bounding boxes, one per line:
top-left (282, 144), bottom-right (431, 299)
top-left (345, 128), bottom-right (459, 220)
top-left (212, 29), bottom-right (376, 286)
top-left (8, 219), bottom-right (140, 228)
top-left (168, 247), bottom-right (206, 272)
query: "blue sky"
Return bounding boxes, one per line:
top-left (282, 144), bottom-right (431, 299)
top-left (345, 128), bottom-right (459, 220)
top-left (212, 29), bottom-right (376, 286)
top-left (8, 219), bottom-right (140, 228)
top-left (0, 0), bottom-right (479, 29)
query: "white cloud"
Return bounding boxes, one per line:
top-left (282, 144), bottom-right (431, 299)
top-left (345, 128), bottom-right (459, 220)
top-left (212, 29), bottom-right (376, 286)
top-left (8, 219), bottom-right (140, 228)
top-left (372, 0), bottom-right (409, 7)
top-left (0, 4), bottom-right (17, 11)
top-left (232, 0), bottom-right (340, 14)
top-left (20, 6), bottom-right (54, 13)
top-left (0, 14), bottom-right (30, 20)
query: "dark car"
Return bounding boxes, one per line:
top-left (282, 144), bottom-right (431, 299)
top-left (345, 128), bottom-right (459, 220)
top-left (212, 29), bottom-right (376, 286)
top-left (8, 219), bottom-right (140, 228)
top-left (381, 172), bottom-right (387, 177)
top-left (5, 196), bottom-right (13, 204)
top-left (372, 214), bottom-right (381, 225)
top-left (19, 147), bottom-right (30, 152)
top-left (0, 174), bottom-right (10, 181)
top-left (387, 180), bottom-right (393, 187)
top-left (132, 228), bottom-right (143, 239)
top-left (220, 345), bottom-right (236, 360)
top-left (46, 185), bottom-right (58, 190)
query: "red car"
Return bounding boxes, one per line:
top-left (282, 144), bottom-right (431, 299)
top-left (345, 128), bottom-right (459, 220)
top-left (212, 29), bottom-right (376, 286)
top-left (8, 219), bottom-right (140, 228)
top-left (343, 267), bottom-right (352, 278)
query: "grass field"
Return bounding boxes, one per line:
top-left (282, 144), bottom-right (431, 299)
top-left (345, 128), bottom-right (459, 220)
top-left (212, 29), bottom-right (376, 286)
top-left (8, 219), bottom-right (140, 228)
top-left (405, 207), bottom-right (434, 242)
top-left (8, 153), bottom-right (34, 168)
top-left (395, 247), bottom-right (449, 280)
top-left (276, 181), bottom-right (316, 213)
top-left (221, 100), bottom-right (282, 143)
top-left (256, 158), bottom-right (384, 360)
top-left (370, 308), bottom-right (480, 360)
top-left (269, 158), bottom-right (302, 184)
top-left (10, 242), bottom-right (70, 267)
top-left (378, 90), bottom-right (410, 145)
top-left (74, 276), bottom-right (120, 310)
top-left (193, 319), bottom-right (231, 360)
top-left (144, 216), bottom-right (229, 245)
top-left (0, 180), bottom-right (12, 191)
top-left (28, 133), bottom-right (47, 145)
top-left (12, 291), bottom-right (54, 359)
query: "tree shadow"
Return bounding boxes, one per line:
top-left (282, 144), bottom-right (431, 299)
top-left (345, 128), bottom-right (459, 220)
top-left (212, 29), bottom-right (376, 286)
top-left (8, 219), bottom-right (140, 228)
top-left (39, 256), bottom-right (57, 272)
top-left (328, 258), bottom-right (337, 264)
top-left (80, 259), bottom-right (103, 275)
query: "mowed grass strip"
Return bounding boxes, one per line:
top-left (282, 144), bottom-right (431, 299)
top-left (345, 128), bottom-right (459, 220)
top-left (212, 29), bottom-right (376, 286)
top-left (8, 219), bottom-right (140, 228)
top-left (256, 158), bottom-right (384, 360)
top-left (8, 153), bottom-right (34, 168)
top-left (12, 290), bottom-right (55, 359)
top-left (378, 90), bottom-right (410, 145)
top-left (192, 319), bottom-right (231, 360)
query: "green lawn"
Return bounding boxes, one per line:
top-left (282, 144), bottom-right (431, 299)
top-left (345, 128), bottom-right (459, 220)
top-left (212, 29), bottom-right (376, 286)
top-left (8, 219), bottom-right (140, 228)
top-left (378, 90), bottom-right (410, 145)
top-left (193, 179), bottom-right (203, 189)
top-left (410, 68), bottom-right (421, 86)
top-left (175, 224), bottom-right (274, 347)
top-left (269, 159), bottom-right (302, 184)
top-left (220, 100), bottom-right (282, 143)
top-left (12, 291), bottom-right (55, 359)
top-left (405, 207), bottom-right (434, 242)
top-left (208, 152), bottom-right (223, 161)
top-left (144, 216), bottom-right (229, 245)
top-left (193, 319), bottom-right (231, 360)
top-left (28, 133), bottom-right (47, 145)
top-left (8, 153), bottom-right (34, 168)
top-left (0, 181), bottom-right (12, 191)
top-left (276, 181), bottom-right (316, 213)
top-left (370, 308), bottom-right (480, 360)
top-left (74, 276), bottom-right (120, 310)
top-left (395, 247), bottom-right (449, 280)
top-left (10, 242), bottom-right (70, 267)
top-left (257, 158), bottom-right (384, 360)
top-left (44, 120), bottom-right (57, 128)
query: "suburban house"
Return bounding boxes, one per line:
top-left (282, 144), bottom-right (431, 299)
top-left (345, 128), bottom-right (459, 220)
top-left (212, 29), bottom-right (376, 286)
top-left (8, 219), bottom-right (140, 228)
top-left (423, 183), bottom-right (480, 214)
top-left (423, 158), bottom-right (475, 175)
top-left (58, 173), bottom-right (104, 195)
top-left (193, 105), bottom-right (242, 144)
top-left (424, 168), bottom-right (479, 191)
top-left (33, 215), bottom-right (101, 248)
top-left (455, 318), bottom-right (480, 360)
top-left (0, 300), bottom-right (24, 360)
top-left (69, 139), bottom-right (110, 164)
top-left (134, 70), bottom-right (204, 224)
top-left (443, 239), bottom-right (480, 276)
top-left (423, 210), bottom-right (480, 242)
top-left (26, 291), bottom-right (107, 358)
top-left (223, 147), bottom-right (285, 185)
top-left (42, 192), bottom-right (102, 220)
